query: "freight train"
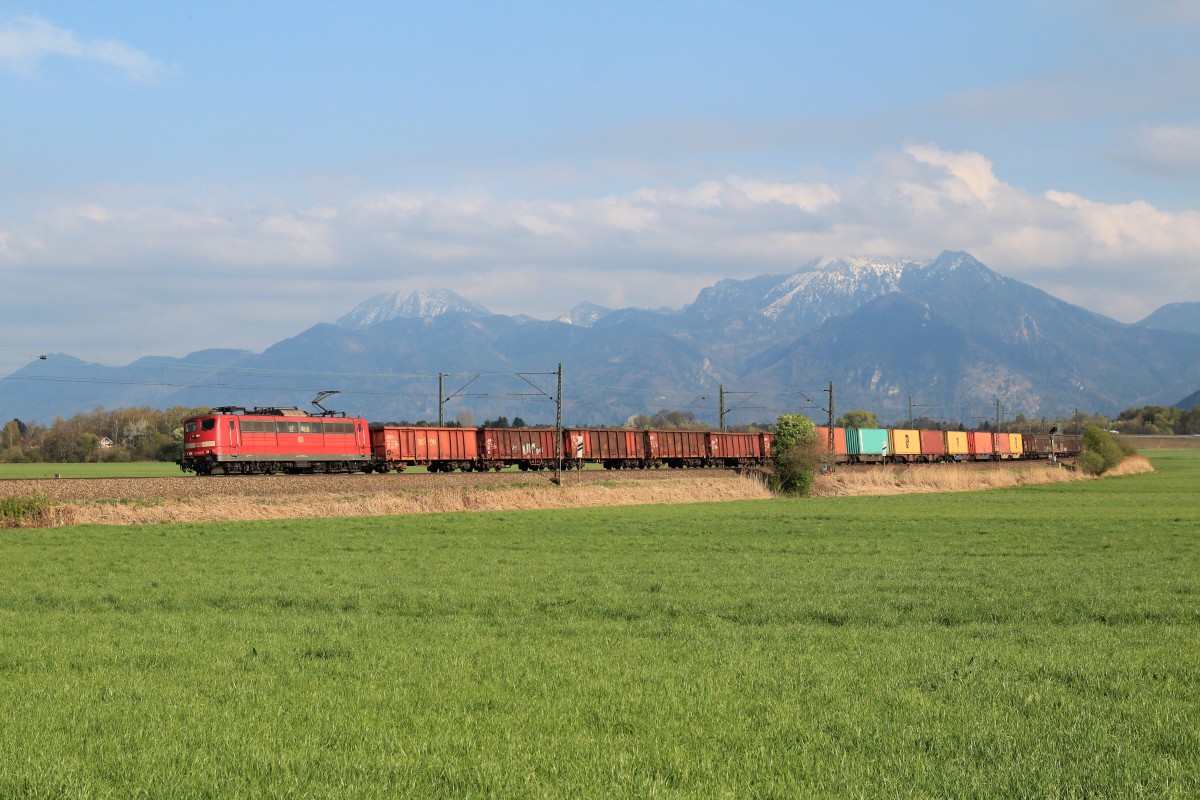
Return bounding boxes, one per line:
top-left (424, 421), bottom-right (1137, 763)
top-left (177, 406), bottom-right (771, 475)
top-left (812, 426), bottom-right (1082, 464)
top-left (177, 406), bottom-right (1082, 476)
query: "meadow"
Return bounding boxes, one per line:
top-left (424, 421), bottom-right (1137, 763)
top-left (0, 462), bottom-right (185, 480)
top-left (1, 452), bottom-right (1197, 797)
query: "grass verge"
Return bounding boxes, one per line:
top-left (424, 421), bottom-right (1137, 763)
top-left (0, 494), bottom-right (55, 528)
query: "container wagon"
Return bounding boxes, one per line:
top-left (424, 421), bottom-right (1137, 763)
top-left (887, 429), bottom-right (923, 463)
top-left (1007, 433), bottom-right (1023, 459)
top-left (945, 431), bottom-right (969, 460)
top-left (919, 429), bottom-right (948, 463)
top-left (812, 426), bottom-right (848, 463)
top-left (993, 432), bottom-right (1012, 459)
top-left (846, 428), bottom-right (889, 464)
top-left (967, 431), bottom-right (994, 461)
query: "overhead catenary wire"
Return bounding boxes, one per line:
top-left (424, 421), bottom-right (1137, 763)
top-left (5, 353), bottom-right (840, 428)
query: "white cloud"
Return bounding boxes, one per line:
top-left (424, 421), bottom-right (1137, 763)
top-left (0, 15), bottom-right (162, 81)
top-left (1119, 122), bottom-right (1200, 175)
top-left (4, 145), bottom-right (1200, 361)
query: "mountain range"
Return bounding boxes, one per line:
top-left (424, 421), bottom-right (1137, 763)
top-left (3, 251), bottom-right (1198, 427)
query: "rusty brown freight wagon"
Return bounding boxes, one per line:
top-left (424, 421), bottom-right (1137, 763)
top-left (648, 430), bottom-right (710, 468)
top-left (369, 425), bottom-right (478, 472)
top-left (480, 428), bottom-right (560, 470)
top-left (1022, 433), bottom-right (1053, 458)
top-left (708, 431), bottom-right (770, 467)
top-left (565, 428), bottom-right (648, 469)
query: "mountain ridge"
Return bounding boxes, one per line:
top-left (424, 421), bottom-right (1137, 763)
top-left (3, 251), bottom-right (1198, 426)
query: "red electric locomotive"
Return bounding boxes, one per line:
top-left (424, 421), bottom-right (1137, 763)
top-left (179, 406), bottom-right (372, 475)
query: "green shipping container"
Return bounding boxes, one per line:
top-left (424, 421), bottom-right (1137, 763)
top-left (846, 428), bottom-right (889, 456)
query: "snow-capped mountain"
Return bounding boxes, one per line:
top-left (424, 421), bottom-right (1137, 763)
top-left (683, 254), bottom-right (981, 334)
top-left (557, 302), bottom-right (613, 327)
top-left (336, 288), bottom-right (490, 329)
top-left (5, 251), bottom-right (1199, 424)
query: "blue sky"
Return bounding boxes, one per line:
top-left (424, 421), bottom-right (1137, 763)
top-left (3, 1), bottom-right (1200, 367)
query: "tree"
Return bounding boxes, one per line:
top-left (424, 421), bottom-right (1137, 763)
top-left (1, 419), bottom-right (21, 451)
top-left (772, 414), bottom-right (818, 495)
top-left (79, 433), bottom-right (102, 463)
top-left (836, 409), bottom-right (878, 429)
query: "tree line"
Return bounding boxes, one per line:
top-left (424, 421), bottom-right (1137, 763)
top-left (1, 406), bottom-right (208, 464)
top-left (1110, 405), bottom-right (1200, 435)
top-left (832, 406), bottom-right (1200, 435)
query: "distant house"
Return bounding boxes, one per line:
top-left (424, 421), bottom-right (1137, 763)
top-left (99, 437), bottom-right (114, 449)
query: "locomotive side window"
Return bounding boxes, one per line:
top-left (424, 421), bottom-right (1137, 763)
top-left (277, 421), bottom-right (300, 434)
top-left (185, 421), bottom-right (197, 433)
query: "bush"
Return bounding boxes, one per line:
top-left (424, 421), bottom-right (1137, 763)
top-left (1116, 438), bottom-right (1139, 458)
top-left (772, 414), bottom-right (818, 495)
top-left (1077, 449), bottom-right (1108, 476)
top-left (1081, 425), bottom-right (1125, 475)
top-left (773, 443), bottom-right (819, 495)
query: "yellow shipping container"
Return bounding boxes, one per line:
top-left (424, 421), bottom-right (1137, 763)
top-left (1008, 433), bottom-right (1023, 456)
top-left (888, 429), bottom-right (922, 456)
top-left (945, 431), bottom-right (969, 455)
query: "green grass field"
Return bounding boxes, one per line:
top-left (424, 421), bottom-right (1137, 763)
top-left (1, 452), bottom-right (1197, 797)
top-left (0, 462), bottom-right (185, 480)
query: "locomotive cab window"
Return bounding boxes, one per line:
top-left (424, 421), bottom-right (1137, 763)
top-left (185, 421), bottom-right (197, 433)
top-left (201, 419), bottom-right (216, 431)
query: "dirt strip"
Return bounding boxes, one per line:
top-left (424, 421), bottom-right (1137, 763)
top-left (2, 458), bottom-right (1152, 527)
top-left (6, 472), bottom-right (772, 527)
